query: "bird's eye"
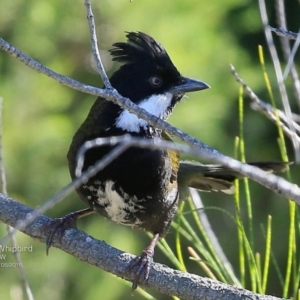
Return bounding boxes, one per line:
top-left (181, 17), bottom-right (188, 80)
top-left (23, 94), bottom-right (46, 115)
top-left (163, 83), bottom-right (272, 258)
top-left (150, 76), bottom-right (162, 87)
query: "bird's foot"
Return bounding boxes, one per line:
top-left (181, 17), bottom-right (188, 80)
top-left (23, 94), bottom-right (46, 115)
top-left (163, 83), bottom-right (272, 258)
top-left (126, 248), bottom-right (154, 291)
top-left (40, 208), bottom-right (94, 255)
top-left (40, 212), bottom-right (78, 255)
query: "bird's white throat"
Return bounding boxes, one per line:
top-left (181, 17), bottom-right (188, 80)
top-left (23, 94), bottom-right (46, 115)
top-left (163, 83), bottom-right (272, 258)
top-left (115, 92), bottom-right (173, 133)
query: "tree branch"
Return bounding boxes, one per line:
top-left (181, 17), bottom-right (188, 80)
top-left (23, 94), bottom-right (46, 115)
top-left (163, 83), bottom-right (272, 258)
top-left (0, 142), bottom-right (128, 245)
top-left (0, 36), bottom-right (217, 154)
top-left (259, 0), bottom-right (300, 161)
top-left (274, 1), bottom-right (300, 107)
top-left (0, 193), bottom-right (283, 300)
top-left (84, 0), bottom-right (112, 88)
top-left (268, 25), bottom-right (299, 40)
top-left (0, 98), bottom-right (34, 300)
top-left (230, 65), bottom-right (300, 142)
top-left (0, 36), bottom-right (299, 203)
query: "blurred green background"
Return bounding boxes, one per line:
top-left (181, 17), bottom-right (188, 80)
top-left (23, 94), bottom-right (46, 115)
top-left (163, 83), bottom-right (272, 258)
top-left (1, 0), bottom-right (300, 299)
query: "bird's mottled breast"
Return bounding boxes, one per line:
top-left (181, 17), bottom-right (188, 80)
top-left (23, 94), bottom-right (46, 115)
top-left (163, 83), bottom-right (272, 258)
top-left (74, 142), bottom-right (179, 234)
top-left (67, 97), bottom-right (180, 235)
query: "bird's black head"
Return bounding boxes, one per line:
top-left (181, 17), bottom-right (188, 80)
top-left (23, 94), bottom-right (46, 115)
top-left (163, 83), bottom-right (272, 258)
top-left (108, 32), bottom-right (209, 133)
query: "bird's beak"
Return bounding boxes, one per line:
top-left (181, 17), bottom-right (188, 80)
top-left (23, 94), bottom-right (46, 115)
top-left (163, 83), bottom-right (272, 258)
top-left (170, 76), bottom-right (210, 94)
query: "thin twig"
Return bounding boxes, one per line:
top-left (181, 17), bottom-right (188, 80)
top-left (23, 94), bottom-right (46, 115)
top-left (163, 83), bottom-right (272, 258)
top-left (0, 37), bottom-right (219, 157)
top-left (0, 99), bottom-right (7, 194)
top-left (0, 98), bottom-right (34, 300)
top-left (0, 143), bottom-right (127, 246)
top-left (259, 0), bottom-right (300, 162)
top-left (268, 26), bottom-right (299, 40)
top-left (283, 30), bottom-right (300, 87)
top-left (274, 0), bottom-right (300, 106)
top-left (84, 0), bottom-right (112, 88)
top-left (230, 65), bottom-right (300, 143)
top-left (2, 134), bottom-right (300, 247)
top-left (188, 188), bottom-right (240, 287)
top-left (3, 38), bottom-right (299, 201)
top-left (76, 135), bottom-right (300, 203)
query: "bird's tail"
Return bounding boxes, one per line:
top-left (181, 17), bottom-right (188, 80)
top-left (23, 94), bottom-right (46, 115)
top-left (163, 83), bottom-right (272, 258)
top-left (178, 161), bottom-right (290, 194)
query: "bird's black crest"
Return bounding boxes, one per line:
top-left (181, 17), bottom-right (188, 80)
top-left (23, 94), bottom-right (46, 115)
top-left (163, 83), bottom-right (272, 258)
top-left (110, 32), bottom-right (176, 71)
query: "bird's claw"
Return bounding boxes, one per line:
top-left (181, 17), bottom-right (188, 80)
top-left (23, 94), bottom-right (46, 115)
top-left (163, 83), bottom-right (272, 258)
top-left (126, 249), bottom-right (154, 291)
top-left (40, 214), bottom-right (78, 255)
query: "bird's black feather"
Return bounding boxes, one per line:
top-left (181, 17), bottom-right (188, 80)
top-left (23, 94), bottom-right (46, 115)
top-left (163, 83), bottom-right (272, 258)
top-left (110, 32), bottom-right (174, 68)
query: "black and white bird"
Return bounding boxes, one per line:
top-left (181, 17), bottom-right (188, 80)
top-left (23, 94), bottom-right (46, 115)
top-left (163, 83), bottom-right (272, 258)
top-left (46, 32), bottom-right (287, 290)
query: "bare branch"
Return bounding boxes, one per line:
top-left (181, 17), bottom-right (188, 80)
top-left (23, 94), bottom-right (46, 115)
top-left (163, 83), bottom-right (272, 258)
top-left (259, 0), bottom-right (300, 161)
top-left (230, 65), bottom-right (300, 142)
top-left (0, 98), bottom-right (34, 300)
top-left (1, 133), bottom-right (299, 249)
top-left (0, 194), bottom-right (283, 300)
top-left (0, 143), bottom-right (127, 246)
top-left (2, 36), bottom-right (299, 203)
top-left (268, 26), bottom-right (299, 40)
top-left (0, 37), bottom-right (219, 156)
top-left (84, 0), bottom-right (112, 88)
top-left (274, 0), bottom-right (300, 105)
top-left (188, 188), bottom-right (240, 287)
top-left (0, 98), bottom-right (7, 194)
top-left (75, 135), bottom-right (300, 203)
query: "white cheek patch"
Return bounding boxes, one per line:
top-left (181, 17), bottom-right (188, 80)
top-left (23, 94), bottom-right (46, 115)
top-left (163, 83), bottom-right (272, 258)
top-left (115, 92), bottom-right (173, 132)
